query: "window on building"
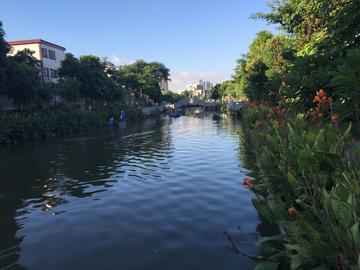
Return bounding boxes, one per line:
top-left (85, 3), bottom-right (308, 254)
top-left (50, 69), bottom-right (58, 78)
top-left (43, 67), bottom-right (50, 78)
top-left (48, 50), bottom-right (56, 60)
top-left (42, 48), bottom-right (48, 58)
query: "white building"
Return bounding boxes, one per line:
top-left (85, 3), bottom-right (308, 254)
top-left (186, 80), bottom-right (213, 98)
top-left (186, 83), bottom-right (202, 97)
top-left (201, 80), bottom-right (213, 98)
top-left (8, 39), bottom-right (66, 83)
top-left (202, 80), bottom-right (213, 91)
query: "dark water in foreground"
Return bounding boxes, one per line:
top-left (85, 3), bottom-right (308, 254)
top-left (0, 115), bottom-right (263, 270)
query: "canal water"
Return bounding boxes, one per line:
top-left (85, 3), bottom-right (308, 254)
top-left (0, 114), bottom-right (263, 270)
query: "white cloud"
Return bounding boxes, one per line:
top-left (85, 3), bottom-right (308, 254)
top-left (110, 55), bottom-right (134, 66)
top-left (169, 71), bottom-right (224, 92)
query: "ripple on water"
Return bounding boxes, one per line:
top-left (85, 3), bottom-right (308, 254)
top-left (0, 115), bottom-right (259, 270)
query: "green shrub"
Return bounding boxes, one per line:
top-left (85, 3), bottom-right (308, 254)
top-left (243, 104), bottom-right (360, 269)
top-left (0, 107), bottom-right (144, 145)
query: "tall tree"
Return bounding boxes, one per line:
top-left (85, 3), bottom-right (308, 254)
top-left (114, 60), bottom-right (170, 103)
top-left (58, 54), bottom-right (120, 104)
top-left (0, 21), bottom-right (10, 97)
top-left (5, 50), bottom-right (42, 108)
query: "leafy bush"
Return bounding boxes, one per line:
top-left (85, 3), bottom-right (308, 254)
top-left (242, 102), bottom-right (360, 269)
top-left (0, 107), bottom-right (144, 145)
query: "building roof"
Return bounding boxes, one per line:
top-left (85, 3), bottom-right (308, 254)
top-left (8, 39), bottom-right (66, 50)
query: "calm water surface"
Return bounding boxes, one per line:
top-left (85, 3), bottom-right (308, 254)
top-left (0, 114), bottom-right (263, 270)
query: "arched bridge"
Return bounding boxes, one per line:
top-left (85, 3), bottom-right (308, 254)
top-left (175, 98), bottom-right (205, 109)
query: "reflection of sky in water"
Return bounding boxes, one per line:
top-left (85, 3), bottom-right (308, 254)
top-left (0, 115), bottom-right (263, 270)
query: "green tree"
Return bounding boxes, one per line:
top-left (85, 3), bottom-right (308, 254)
top-left (58, 54), bottom-right (121, 105)
top-left (58, 53), bottom-right (81, 78)
top-left (162, 91), bottom-right (183, 102)
top-left (0, 23), bottom-right (45, 108)
top-left (4, 57), bottom-right (42, 108)
top-left (232, 30), bottom-right (295, 103)
top-left (57, 76), bottom-right (82, 107)
top-left (78, 55), bottom-right (108, 101)
top-left (210, 84), bottom-right (222, 100)
top-left (136, 73), bottom-right (161, 103)
top-left (144, 61), bottom-right (170, 83)
top-left (114, 60), bottom-right (170, 103)
top-left (331, 48), bottom-right (360, 133)
top-left (11, 48), bottom-right (40, 67)
top-left (254, 0), bottom-right (360, 54)
top-left (235, 31), bottom-right (273, 102)
top-left (0, 21), bottom-right (11, 97)
top-left (249, 0), bottom-right (360, 112)
top-left (0, 22), bottom-right (9, 59)
top-left (182, 90), bottom-right (191, 99)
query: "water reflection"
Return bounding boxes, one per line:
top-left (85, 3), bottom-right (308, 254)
top-left (0, 115), bottom-right (265, 270)
top-left (238, 123), bottom-right (279, 239)
top-left (0, 118), bottom-right (172, 269)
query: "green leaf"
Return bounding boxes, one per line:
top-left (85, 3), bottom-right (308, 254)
top-left (344, 122), bottom-right (352, 137)
top-left (287, 171), bottom-right (299, 190)
top-left (257, 235), bottom-right (284, 244)
top-left (297, 148), bottom-right (317, 171)
top-left (313, 129), bottom-right (325, 150)
top-left (331, 199), bottom-right (353, 228)
top-left (351, 223), bottom-right (360, 246)
top-left (254, 261), bottom-right (279, 270)
top-left (256, 235), bottom-right (285, 255)
top-left (291, 253), bottom-right (306, 269)
top-left (280, 221), bottom-right (301, 240)
top-left (252, 199), bottom-right (276, 223)
top-left (310, 264), bottom-right (329, 270)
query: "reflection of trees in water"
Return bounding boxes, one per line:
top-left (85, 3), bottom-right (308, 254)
top-left (220, 119), bottom-right (278, 257)
top-left (237, 124), bottom-right (258, 174)
top-left (237, 124), bottom-right (279, 238)
top-left (199, 111), bottom-right (243, 138)
top-left (0, 117), bottom-right (172, 269)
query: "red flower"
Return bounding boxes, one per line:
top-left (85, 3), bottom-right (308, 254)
top-left (258, 122), bottom-right (265, 129)
top-left (331, 114), bottom-right (339, 126)
top-left (313, 95), bottom-right (321, 103)
top-left (313, 89), bottom-right (332, 106)
top-left (242, 177), bottom-right (254, 188)
top-left (288, 207), bottom-right (300, 224)
top-left (309, 107), bottom-right (324, 121)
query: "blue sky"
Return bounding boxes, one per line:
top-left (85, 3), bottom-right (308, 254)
top-left (1, 0), bottom-right (277, 91)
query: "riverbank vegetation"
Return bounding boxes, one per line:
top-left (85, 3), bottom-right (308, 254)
top-left (227, 1), bottom-right (360, 269)
top-left (243, 100), bottom-right (360, 269)
top-left (0, 106), bottom-right (144, 145)
top-left (0, 21), bottom-right (175, 145)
